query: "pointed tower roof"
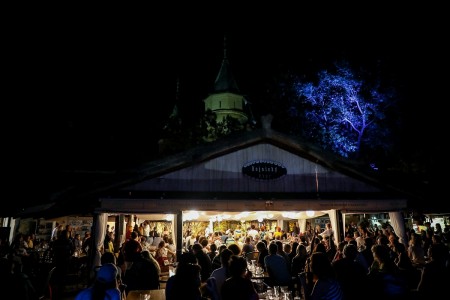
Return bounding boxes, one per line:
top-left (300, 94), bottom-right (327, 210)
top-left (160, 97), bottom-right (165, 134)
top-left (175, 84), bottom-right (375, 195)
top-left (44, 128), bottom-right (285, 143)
top-left (162, 78), bottom-right (182, 131)
top-left (213, 36), bottom-right (240, 94)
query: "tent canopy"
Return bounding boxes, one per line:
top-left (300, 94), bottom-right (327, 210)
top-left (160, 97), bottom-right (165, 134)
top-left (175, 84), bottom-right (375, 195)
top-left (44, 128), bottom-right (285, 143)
top-left (134, 210), bottom-right (329, 222)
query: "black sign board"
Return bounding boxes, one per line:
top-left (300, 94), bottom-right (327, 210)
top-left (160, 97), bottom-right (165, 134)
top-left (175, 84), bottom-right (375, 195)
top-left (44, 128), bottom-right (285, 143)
top-left (242, 160), bottom-right (287, 180)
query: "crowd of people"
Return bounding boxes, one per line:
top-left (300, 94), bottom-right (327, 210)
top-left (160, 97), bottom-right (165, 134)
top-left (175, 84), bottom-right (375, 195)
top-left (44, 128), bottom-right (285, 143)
top-left (174, 221), bottom-right (450, 299)
top-left (0, 223), bottom-right (93, 299)
top-left (1, 218), bottom-right (449, 300)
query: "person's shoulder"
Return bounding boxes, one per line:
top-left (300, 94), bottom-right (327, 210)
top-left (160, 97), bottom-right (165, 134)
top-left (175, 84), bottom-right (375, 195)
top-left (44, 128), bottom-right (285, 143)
top-left (105, 288), bottom-right (122, 300)
top-left (74, 287), bottom-right (93, 300)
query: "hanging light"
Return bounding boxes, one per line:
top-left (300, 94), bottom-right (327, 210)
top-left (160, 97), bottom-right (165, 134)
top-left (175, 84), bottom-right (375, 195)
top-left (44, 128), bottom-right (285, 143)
top-left (306, 210), bottom-right (315, 217)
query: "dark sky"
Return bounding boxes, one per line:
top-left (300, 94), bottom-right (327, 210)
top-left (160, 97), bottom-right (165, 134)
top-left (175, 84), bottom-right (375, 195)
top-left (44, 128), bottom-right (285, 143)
top-left (4, 7), bottom-right (447, 210)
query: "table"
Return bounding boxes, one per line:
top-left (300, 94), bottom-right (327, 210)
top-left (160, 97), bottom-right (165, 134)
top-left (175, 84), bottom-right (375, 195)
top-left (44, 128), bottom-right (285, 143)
top-left (251, 271), bottom-right (269, 280)
top-left (159, 266), bottom-right (175, 283)
top-left (251, 272), bottom-right (271, 295)
top-left (127, 289), bottom-right (165, 300)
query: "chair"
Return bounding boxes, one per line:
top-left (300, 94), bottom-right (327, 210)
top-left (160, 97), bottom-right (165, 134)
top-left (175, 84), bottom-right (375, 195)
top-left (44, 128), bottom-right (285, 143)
top-left (245, 251), bottom-right (259, 263)
top-left (38, 266), bottom-right (56, 300)
top-left (65, 258), bottom-right (88, 291)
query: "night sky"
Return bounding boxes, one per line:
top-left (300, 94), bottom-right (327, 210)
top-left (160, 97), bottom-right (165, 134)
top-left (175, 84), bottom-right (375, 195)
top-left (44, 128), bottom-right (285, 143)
top-left (4, 7), bottom-right (447, 212)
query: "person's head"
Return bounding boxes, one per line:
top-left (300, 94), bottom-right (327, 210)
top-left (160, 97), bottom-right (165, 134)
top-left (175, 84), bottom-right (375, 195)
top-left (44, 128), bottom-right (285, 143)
top-left (101, 252), bottom-right (116, 265)
top-left (256, 241), bottom-right (266, 252)
top-left (371, 244), bottom-right (390, 264)
top-left (96, 263), bottom-right (118, 288)
top-left (338, 241), bottom-right (347, 252)
top-left (200, 238), bottom-right (208, 248)
top-left (220, 248), bottom-right (233, 267)
top-left (218, 244), bottom-right (227, 254)
top-left (59, 230), bottom-right (69, 240)
top-left (291, 241), bottom-right (299, 253)
top-left (348, 239), bottom-right (357, 247)
top-left (296, 244), bottom-right (307, 257)
top-left (275, 241), bottom-right (283, 252)
top-left (131, 231), bottom-right (138, 240)
top-left (364, 237), bottom-right (374, 249)
top-left (228, 255), bottom-right (247, 278)
top-left (210, 243), bottom-right (217, 253)
top-left (313, 242), bottom-right (327, 254)
top-left (310, 252), bottom-right (334, 279)
top-left (343, 244), bottom-right (358, 260)
top-left (431, 234), bottom-right (442, 244)
top-left (158, 240), bottom-right (165, 248)
top-left (192, 243), bottom-right (203, 253)
top-left (428, 243), bottom-right (447, 263)
top-left (300, 235), bottom-right (306, 244)
top-left (393, 242), bottom-right (406, 255)
top-left (175, 252), bottom-right (201, 281)
top-left (227, 243), bottom-right (241, 256)
top-left (268, 242), bottom-right (278, 255)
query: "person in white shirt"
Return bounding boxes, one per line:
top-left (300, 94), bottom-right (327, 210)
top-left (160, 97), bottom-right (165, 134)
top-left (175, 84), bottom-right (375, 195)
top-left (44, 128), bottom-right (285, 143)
top-left (51, 222), bottom-right (60, 240)
top-left (247, 224), bottom-right (259, 240)
top-left (319, 223), bottom-right (334, 238)
top-left (353, 231), bottom-right (365, 250)
top-left (143, 221), bottom-right (150, 237)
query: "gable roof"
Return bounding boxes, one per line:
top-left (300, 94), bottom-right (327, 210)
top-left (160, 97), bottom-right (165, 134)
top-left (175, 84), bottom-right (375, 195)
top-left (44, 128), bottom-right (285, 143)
top-left (16, 125), bottom-right (417, 219)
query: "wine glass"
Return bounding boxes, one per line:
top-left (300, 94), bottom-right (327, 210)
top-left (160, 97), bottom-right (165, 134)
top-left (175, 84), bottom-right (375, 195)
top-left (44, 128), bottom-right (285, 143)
top-left (274, 286), bottom-right (280, 297)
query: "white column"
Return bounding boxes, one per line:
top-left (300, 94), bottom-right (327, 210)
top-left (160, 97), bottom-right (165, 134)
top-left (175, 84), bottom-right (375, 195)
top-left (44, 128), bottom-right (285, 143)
top-left (389, 211), bottom-right (408, 245)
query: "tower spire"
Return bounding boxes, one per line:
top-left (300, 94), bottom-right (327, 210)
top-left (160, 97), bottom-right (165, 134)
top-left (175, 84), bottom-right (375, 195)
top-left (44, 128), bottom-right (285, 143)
top-left (223, 35), bottom-right (227, 59)
top-left (213, 36), bottom-right (239, 93)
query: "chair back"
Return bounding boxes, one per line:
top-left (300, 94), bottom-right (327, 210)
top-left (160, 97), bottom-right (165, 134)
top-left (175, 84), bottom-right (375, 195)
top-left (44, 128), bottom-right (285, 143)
top-left (245, 251), bottom-right (259, 262)
top-left (38, 266), bottom-right (56, 300)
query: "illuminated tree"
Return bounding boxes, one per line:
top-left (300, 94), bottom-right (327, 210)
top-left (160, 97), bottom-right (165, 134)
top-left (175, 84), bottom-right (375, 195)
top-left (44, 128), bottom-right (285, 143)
top-left (290, 61), bottom-right (396, 158)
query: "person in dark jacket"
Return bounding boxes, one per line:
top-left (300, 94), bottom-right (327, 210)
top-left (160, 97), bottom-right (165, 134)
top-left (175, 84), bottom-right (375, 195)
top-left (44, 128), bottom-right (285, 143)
top-left (122, 251), bottom-right (160, 295)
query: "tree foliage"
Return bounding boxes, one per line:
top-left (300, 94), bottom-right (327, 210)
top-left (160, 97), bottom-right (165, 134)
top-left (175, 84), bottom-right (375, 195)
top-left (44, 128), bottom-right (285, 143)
top-left (289, 61), bottom-right (396, 158)
top-left (197, 110), bottom-right (245, 142)
top-left (159, 108), bottom-right (246, 154)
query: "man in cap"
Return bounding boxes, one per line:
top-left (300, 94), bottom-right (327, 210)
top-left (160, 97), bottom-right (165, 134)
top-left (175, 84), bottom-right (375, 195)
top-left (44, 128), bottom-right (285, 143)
top-left (75, 263), bottom-right (121, 300)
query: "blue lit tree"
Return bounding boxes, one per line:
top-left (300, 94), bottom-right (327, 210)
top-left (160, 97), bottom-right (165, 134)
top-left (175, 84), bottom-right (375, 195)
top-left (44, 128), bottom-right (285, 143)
top-left (289, 61), bottom-right (396, 158)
